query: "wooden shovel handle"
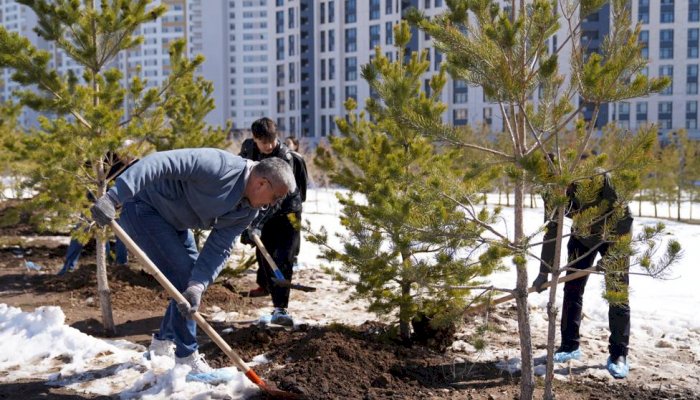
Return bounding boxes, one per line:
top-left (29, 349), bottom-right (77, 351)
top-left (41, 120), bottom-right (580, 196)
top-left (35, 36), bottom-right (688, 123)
top-left (251, 232), bottom-right (286, 282)
top-left (110, 221), bottom-right (252, 374)
top-left (465, 266), bottom-right (597, 315)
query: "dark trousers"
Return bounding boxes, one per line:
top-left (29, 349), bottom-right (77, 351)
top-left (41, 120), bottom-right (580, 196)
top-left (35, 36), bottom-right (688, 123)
top-left (561, 236), bottom-right (630, 358)
top-left (255, 213), bottom-right (300, 309)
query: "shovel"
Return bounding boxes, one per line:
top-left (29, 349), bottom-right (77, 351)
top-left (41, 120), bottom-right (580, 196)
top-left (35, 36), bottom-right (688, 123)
top-left (465, 266), bottom-right (598, 315)
top-left (110, 221), bottom-right (303, 399)
top-left (250, 232), bottom-right (316, 292)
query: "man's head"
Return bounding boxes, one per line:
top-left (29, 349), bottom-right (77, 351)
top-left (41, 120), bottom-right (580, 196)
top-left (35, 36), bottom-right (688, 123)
top-left (251, 117), bottom-right (278, 155)
top-left (245, 157), bottom-right (296, 209)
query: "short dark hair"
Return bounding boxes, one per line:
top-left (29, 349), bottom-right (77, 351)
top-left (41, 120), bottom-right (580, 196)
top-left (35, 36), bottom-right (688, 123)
top-left (251, 117), bottom-right (277, 142)
top-left (285, 136), bottom-right (299, 148)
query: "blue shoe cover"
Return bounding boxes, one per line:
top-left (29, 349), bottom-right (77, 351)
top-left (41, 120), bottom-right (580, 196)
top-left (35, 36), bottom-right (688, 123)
top-left (607, 356), bottom-right (629, 379)
top-left (553, 348), bottom-right (582, 363)
top-left (186, 368), bottom-right (236, 384)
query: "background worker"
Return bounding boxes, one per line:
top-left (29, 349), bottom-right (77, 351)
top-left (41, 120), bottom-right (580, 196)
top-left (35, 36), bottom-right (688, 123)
top-left (240, 118), bottom-right (308, 326)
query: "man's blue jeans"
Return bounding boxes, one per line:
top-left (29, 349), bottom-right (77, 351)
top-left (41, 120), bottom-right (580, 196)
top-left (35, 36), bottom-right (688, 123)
top-left (118, 199), bottom-right (200, 358)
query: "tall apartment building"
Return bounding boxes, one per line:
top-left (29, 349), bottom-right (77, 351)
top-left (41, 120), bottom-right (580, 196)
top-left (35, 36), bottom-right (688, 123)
top-left (0, 1), bottom-right (44, 127)
top-left (610, 0), bottom-right (700, 139)
top-left (4, 1), bottom-right (696, 140)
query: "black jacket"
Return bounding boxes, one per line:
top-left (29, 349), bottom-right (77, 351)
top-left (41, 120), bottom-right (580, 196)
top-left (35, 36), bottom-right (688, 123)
top-left (239, 139), bottom-right (308, 226)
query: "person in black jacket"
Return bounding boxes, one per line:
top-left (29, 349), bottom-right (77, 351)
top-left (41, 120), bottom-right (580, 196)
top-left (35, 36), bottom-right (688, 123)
top-left (533, 159), bottom-right (633, 379)
top-left (239, 117), bottom-right (308, 326)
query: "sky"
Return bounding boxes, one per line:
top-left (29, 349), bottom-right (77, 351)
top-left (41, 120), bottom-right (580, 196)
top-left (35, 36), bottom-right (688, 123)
top-left (1, 188), bottom-right (699, 398)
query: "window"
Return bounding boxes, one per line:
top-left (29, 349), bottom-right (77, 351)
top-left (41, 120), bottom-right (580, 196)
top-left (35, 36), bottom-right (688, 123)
top-left (636, 101), bottom-right (648, 122)
top-left (689, 29), bottom-right (699, 59)
top-left (639, 30), bottom-right (649, 58)
top-left (435, 0), bottom-right (442, 5)
top-left (321, 115), bottom-right (327, 136)
top-left (289, 62), bottom-right (295, 83)
top-left (277, 64), bottom-right (285, 87)
top-left (321, 59), bottom-right (326, 80)
top-left (321, 87), bottom-right (327, 108)
top-left (659, 29), bottom-right (673, 59)
top-left (288, 35), bottom-right (295, 56)
top-left (329, 58), bottom-right (336, 79)
top-left (688, 65), bottom-right (698, 94)
top-left (434, 50), bottom-right (442, 70)
top-left (320, 2), bottom-right (325, 23)
top-left (288, 7), bottom-right (295, 29)
top-left (660, 0), bottom-right (674, 23)
top-left (618, 102), bottom-right (630, 121)
top-left (345, 85), bottom-right (357, 101)
top-left (483, 107), bottom-right (492, 125)
top-left (329, 29), bottom-right (335, 51)
top-left (385, 0), bottom-right (392, 14)
top-left (329, 1), bottom-right (335, 22)
top-left (289, 116), bottom-right (296, 135)
top-left (687, 101), bottom-right (698, 129)
top-left (345, 28), bottom-right (357, 52)
top-left (329, 87), bottom-right (336, 108)
top-left (370, 0), bottom-right (381, 20)
top-left (321, 31), bottom-right (326, 52)
top-left (345, 0), bottom-right (356, 23)
top-left (277, 91), bottom-right (285, 113)
top-left (345, 57), bottom-right (357, 81)
top-left (385, 22), bottom-right (393, 45)
top-left (453, 80), bottom-right (468, 103)
top-left (691, 0), bottom-right (700, 22)
top-left (453, 109), bottom-right (468, 125)
top-left (658, 101), bottom-right (673, 129)
top-left (276, 11), bottom-right (284, 33)
top-left (660, 65), bottom-right (673, 94)
top-left (276, 38), bottom-right (284, 60)
top-left (289, 90), bottom-right (296, 111)
top-left (369, 25), bottom-right (380, 49)
top-left (424, 0), bottom-right (430, 7)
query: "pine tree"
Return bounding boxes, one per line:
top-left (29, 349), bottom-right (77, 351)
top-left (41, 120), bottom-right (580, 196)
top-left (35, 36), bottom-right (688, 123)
top-left (0, 0), bottom-right (226, 333)
top-left (407, 1), bottom-right (679, 398)
top-left (311, 21), bottom-right (498, 341)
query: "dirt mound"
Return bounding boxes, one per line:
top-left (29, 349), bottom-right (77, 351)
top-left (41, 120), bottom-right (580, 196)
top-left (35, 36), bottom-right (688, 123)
top-left (199, 323), bottom-right (699, 400)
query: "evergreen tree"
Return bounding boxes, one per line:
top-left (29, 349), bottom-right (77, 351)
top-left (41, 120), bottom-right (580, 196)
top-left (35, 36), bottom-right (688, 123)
top-left (311, 21), bottom-right (498, 341)
top-left (0, 0), bottom-right (226, 333)
top-left (407, 1), bottom-right (679, 398)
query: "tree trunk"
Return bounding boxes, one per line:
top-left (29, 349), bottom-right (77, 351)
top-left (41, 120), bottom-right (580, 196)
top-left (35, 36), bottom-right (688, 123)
top-left (513, 178), bottom-right (535, 400)
top-left (543, 205), bottom-right (566, 399)
top-left (676, 186), bottom-right (682, 221)
top-left (638, 190), bottom-right (642, 217)
top-left (96, 234), bottom-right (116, 334)
top-left (399, 281), bottom-right (411, 342)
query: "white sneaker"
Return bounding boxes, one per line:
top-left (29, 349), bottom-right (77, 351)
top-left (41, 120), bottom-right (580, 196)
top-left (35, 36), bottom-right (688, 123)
top-left (176, 351), bottom-right (214, 374)
top-left (148, 336), bottom-right (175, 359)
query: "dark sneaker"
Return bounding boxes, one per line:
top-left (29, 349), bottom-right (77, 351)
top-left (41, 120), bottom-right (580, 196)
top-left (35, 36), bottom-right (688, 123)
top-left (607, 355), bottom-right (629, 379)
top-left (247, 286), bottom-right (269, 298)
top-left (270, 308), bottom-right (294, 326)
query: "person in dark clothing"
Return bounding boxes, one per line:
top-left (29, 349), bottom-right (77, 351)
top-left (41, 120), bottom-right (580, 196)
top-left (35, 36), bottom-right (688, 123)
top-left (533, 163), bottom-right (633, 379)
top-left (239, 117), bottom-right (308, 326)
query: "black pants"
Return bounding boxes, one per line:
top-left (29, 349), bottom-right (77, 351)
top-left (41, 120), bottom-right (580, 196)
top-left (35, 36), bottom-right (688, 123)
top-left (561, 236), bottom-right (630, 358)
top-left (255, 213), bottom-right (300, 309)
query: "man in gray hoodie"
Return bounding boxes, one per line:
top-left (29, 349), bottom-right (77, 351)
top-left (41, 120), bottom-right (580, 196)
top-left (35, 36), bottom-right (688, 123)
top-left (90, 148), bottom-right (295, 383)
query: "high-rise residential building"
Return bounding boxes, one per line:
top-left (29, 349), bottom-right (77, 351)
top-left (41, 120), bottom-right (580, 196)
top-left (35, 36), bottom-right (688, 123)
top-left (612, 0), bottom-right (700, 139)
top-left (3, 0), bottom-right (696, 140)
top-left (0, 1), bottom-right (44, 127)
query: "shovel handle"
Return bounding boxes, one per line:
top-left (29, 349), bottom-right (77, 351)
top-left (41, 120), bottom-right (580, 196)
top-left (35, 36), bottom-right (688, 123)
top-left (251, 233), bottom-right (289, 282)
top-left (110, 221), bottom-right (254, 376)
top-left (465, 266), bottom-right (597, 315)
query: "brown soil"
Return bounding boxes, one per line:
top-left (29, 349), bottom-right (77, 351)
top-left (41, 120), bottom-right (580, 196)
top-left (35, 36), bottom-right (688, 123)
top-left (0, 242), bottom-right (697, 400)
